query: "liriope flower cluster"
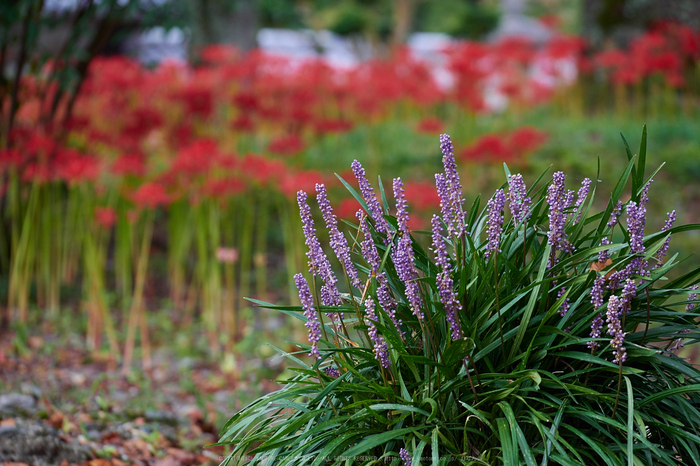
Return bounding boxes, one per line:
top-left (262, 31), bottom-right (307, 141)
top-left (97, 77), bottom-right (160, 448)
top-left (291, 133), bottom-right (692, 372)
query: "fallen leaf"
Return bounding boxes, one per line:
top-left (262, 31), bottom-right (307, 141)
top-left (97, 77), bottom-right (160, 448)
top-left (589, 258), bottom-right (612, 272)
top-left (0, 418), bottom-right (16, 427)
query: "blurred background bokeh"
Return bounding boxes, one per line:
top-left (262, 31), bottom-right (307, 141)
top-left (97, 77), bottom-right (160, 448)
top-left (1, 0), bottom-right (700, 462)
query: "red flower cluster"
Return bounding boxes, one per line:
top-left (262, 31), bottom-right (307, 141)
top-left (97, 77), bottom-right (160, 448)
top-left (460, 126), bottom-right (548, 164)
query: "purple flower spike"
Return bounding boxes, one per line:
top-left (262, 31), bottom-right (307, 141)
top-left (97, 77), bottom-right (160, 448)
top-left (606, 295), bottom-right (626, 364)
top-left (295, 273), bottom-right (321, 359)
top-left (687, 285), bottom-right (698, 312)
top-left (377, 272), bottom-right (403, 336)
top-left (607, 200), bottom-right (623, 228)
top-left (392, 177), bottom-right (424, 320)
top-left (573, 178), bottom-right (592, 223)
top-left (626, 201), bottom-right (648, 276)
top-left (323, 366), bottom-right (340, 378)
top-left (598, 237), bottom-right (612, 264)
top-left (588, 313), bottom-right (604, 351)
top-left (364, 297), bottom-right (391, 368)
top-left (439, 134), bottom-right (467, 237)
top-left (316, 183), bottom-right (362, 290)
top-left (546, 172), bottom-right (574, 267)
top-left (432, 215), bottom-right (462, 340)
top-left (654, 210), bottom-right (676, 269)
top-left (507, 174), bottom-right (531, 225)
top-left (297, 190), bottom-right (341, 306)
top-left (357, 210), bottom-right (381, 274)
top-left (399, 448), bottom-right (412, 466)
top-left (557, 287), bottom-right (570, 317)
top-left (591, 275), bottom-right (606, 310)
top-left (351, 160), bottom-right (390, 241)
top-left (484, 189), bottom-right (506, 260)
top-left (620, 279), bottom-right (636, 314)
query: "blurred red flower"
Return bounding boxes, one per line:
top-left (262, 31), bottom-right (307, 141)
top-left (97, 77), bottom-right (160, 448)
top-left (267, 134), bottom-right (306, 156)
top-left (416, 116), bottom-right (445, 134)
top-left (132, 182), bottom-right (170, 209)
top-left (94, 207), bottom-right (117, 229)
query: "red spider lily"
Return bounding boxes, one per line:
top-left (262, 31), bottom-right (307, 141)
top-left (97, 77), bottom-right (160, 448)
top-left (460, 133), bottom-right (513, 164)
top-left (55, 148), bottom-right (100, 184)
top-left (279, 169), bottom-right (326, 199)
top-left (0, 148), bottom-right (23, 172)
top-left (508, 126), bottom-right (548, 155)
top-left (200, 176), bottom-right (246, 202)
top-left (172, 139), bottom-right (219, 175)
top-left (312, 118), bottom-right (354, 136)
top-left (403, 180), bottom-right (441, 212)
top-left (267, 134), bottom-right (306, 156)
top-left (132, 182), bottom-right (171, 209)
top-left (416, 116), bottom-right (445, 134)
top-left (240, 153), bottom-right (286, 186)
top-left (113, 153), bottom-right (146, 177)
top-left (231, 114), bottom-right (256, 132)
top-left (94, 207), bottom-right (117, 229)
top-left (201, 44), bottom-right (240, 65)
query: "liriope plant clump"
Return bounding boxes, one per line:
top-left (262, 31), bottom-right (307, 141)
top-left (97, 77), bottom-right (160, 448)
top-left (218, 127), bottom-right (700, 465)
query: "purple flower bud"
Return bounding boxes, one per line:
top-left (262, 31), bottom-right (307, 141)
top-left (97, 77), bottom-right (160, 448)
top-left (484, 189), bottom-right (506, 260)
top-left (687, 285), bottom-right (698, 312)
top-left (607, 200), bottom-right (623, 227)
top-left (591, 275), bottom-right (606, 310)
top-left (507, 173), bottom-right (531, 225)
top-left (298, 190), bottom-right (341, 305)
top-left (598, 237), bottom-right (612, 264)
top-left (557, 287), bottom-right (570, 316)
top-left (351, 160), bottom-right (390, 242)
top-left (364, 297), bottom-right (391, 368)
top-left (438, 134), bottom-right (467, 237)
top-left (392, 177), bottom-right (424, 320)
top-left (323, 366), bottom-right (340, 378)
top-left (573, 178), bottom-right (592, 223)
top-left (654, 210), bottom-right (676, 269)
top-left (357, 210), bottom-right (381, 274)
top-left (626, 201), bottom-right (648, 276)
top-left (316, 184), bottom-right (362, 290)
top-left (295, 273), bottom-right (321, 359)
top-left (546, 172), bottom-right (574, 267)
top-left (377, 272), bottom-right (403, 336)
top-left (432, 215), bottom-right (462, 339)
top-left (399, 448), bottom-right (412, 466)
top-left (606, 295), bottom-right (626, 364)
top-left (588, 313), bottom-right (604, 351)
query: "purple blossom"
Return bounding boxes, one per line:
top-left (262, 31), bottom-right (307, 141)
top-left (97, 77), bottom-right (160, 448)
top-left (620, 279), bottom-right (636, 315)
top-left (432, 215), bottom-right (462, 339)
top-left (626, 200), bottom-right (648, 275)
top-left (606, 295), bottom-right (626, 364)
top-left (507, 173), bottom-right (531, 225)
top-left (435, 173), bottom-right (459, 238)
top-left (588, 313), bottom-right (604, 351)
top-left (323, 366), bottom-right (340, 378)
top-left (316, 183), bottom-right (362, 290)
top-left (295, 273), bottom-right (321, 359)
top-left (298, 190), bottom-right (341, 305)
top-left (557, 287), bottom-right (570, 316)
top-left (357, 210), bottom-right (381, 274)
top-left (687, 285), bottom-right (698, 312)
top-left (377, 272), bottom-right (403, 336)
top-left (484, 189), bottom-right (506, 260)
top-left (640, 179), bottom-right (653, 207)
top-left (364, 297), bottom-right (391, 368)
top-left (654, 210), bottom-right (676, 269)
top-left (607, 200), bottom-right (623, 227)
top-left (598, 237), bottom-right (612, 264)
top-left (546, 172), bottom-right (574, 267)
top-left (399, 448), bottom-right (412, 466)
top-left (351, 160), bottom-right (391, 241)
top-left (392, 178), bottom-right (424, 320)
top-left (591, 275), bottom-right (606, 310)
top-left (439, 134), bottom-right (467, 237)
top-left (573, 178), bottom-right (592, 223)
